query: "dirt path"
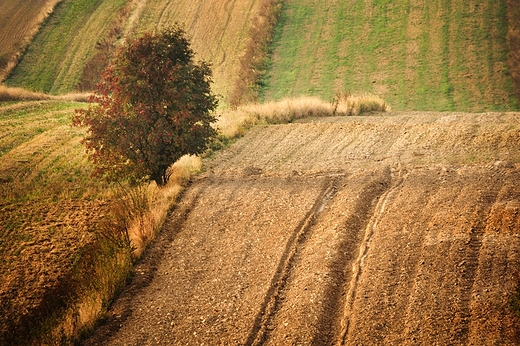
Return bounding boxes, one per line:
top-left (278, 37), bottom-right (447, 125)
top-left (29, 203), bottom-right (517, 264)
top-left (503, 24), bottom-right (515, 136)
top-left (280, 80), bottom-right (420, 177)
top-left (83, 112), bottom-right (520, 345)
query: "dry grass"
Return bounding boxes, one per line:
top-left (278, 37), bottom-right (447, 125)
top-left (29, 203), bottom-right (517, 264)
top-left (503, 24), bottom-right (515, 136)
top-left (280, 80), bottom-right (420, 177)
top-left (0, 85), bottom-right (90, 102)
top-left (217, 94), bottom-right (390, 138)
top-left (125, 156), bottom-right (202, 258)
top-left (0, 84), bottom-right (52, 101)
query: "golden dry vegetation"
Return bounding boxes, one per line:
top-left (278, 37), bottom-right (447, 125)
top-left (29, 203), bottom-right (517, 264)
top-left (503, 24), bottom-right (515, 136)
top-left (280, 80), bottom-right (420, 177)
top-left (1, 0), bottom-right (520, 343)
top-left (216, 93), bottom-right (389, 138)
top-left (134, 0), bottom-right (262, 104)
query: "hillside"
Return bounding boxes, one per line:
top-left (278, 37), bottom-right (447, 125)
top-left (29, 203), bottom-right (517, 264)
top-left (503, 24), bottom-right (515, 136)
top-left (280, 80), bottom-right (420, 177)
top-left (262, 0), bottom-right (519, 112)
top-left (84, 111), bottom-right (520, 344)
top-left (4, 0), bottom-right (261, 103)
top-left (3, 0), bottom-right (520, 110)
top-left (4, 0), bottom-right (131, 94)
top-left (2, 0), bottom-right (520, 343)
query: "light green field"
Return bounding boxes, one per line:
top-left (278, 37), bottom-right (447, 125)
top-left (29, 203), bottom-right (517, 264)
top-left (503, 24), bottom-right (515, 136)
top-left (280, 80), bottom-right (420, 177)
top-left (262, 0), bottom-right (518, 112)
top-left (5, 0), bottom-right (128, 94)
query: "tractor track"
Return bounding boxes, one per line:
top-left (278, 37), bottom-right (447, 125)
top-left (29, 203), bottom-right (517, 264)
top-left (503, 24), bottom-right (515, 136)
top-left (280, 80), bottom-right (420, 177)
top-left (336, 170), bottom-right (404, 345)
top-left (245, 177), bottom-right (339, 346)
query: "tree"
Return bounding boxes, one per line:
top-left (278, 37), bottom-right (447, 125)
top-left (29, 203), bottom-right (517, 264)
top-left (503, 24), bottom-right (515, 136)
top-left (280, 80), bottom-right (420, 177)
top-left (73, 26), bottom-right (218, 186)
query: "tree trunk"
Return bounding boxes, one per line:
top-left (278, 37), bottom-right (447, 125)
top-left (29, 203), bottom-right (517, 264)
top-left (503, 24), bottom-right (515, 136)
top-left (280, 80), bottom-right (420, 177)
top-left (151, 168), bottom-right (167, 186)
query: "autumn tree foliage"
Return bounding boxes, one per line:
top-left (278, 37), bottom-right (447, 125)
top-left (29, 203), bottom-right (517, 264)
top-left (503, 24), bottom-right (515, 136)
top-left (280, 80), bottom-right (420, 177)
top-left (73, 26), bottom-right (218, 186)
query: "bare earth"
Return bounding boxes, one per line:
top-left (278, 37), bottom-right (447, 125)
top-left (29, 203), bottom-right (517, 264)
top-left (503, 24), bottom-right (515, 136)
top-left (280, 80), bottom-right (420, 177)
top-left (84, 112), bottom-right (520, 345)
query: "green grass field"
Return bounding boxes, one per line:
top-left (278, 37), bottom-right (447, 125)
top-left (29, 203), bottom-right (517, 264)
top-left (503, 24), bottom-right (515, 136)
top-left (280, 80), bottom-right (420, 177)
top-left (262, 0), bottom-right (518, 112)
top-left (5, 0), bottom-right (128, 94)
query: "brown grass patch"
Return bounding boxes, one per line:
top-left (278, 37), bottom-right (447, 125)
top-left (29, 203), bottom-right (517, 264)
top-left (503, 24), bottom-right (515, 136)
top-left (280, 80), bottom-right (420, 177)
top-left (125, 156), bottom-right (201, 258)
top-left (217, 94), bottom-right (390, 138)
top-left (0, 85), bottom-right (90, 102)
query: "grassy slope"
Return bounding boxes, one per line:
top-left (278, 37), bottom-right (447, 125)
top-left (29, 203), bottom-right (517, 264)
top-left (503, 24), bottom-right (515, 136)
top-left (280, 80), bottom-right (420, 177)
top-left (0, 0), bottom-right (62, 81)
top-left (5, 0), bottom-right (261, 104)
top-left (262, 0), bottom-right (519, 112)
top-left (0, 100), bottom-right (121, 343)
top-left (5, 0), bottom-right (128, 94)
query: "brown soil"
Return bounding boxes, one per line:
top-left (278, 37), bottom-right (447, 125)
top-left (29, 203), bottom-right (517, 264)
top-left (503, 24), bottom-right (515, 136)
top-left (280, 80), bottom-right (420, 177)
top-left (83, 112), bottom-right (520, 345)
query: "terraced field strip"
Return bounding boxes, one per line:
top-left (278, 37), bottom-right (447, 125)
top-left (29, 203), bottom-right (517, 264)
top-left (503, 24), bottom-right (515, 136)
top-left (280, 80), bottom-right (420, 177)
top-left (135, 0), bottom-right (261, 103)
top-left (84, 111), bottom-right (520, 344)
top-left (263, 0), bottom-right (518, 112)
top-left (6, 0), bottom-right (129, 94)
top-left (0, 0), bottom-right (61, 80)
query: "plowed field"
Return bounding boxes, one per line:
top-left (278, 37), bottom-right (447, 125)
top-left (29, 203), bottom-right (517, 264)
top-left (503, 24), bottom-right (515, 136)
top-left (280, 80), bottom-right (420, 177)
top-left (84, 112), bottom-right (520, 345)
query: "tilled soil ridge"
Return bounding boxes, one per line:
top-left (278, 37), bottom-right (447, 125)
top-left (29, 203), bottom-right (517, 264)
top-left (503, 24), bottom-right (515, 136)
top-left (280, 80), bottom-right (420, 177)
top-left (84, 112), bottom-right (520, 345)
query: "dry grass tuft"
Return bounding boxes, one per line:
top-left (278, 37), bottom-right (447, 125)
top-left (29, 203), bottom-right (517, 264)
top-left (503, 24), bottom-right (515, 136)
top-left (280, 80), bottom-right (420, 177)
top-left (0, 85), bottom-right (51, 101)
top-left (332, 91), bottom-right (391, 116)
top-left (126, 156), bottom-right (202, 258)
top-left (217, 94), bottom-right (390, 138)
top-left (0, 85), bottom-right (90, 102)
top-left (55, 92), bottom-right (91, 102)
